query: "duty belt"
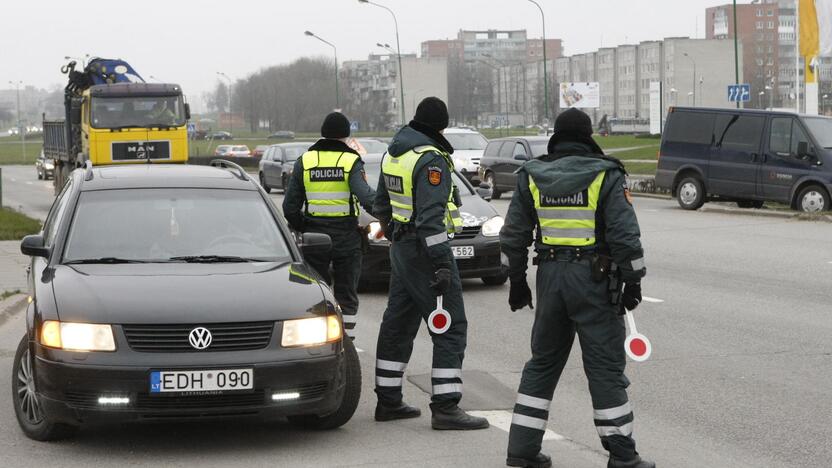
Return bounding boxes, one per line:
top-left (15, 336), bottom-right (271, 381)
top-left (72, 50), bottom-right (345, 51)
top-left (533, 247), bottom-right (596, 265)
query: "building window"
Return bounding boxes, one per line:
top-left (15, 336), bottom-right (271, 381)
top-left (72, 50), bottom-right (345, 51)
top-left (767, 10), bottom-right (774, 16)
top-left (757, 9), bottom-right (763, 17)
top-left (768, 21), bottom-right (775, 29)
top-left (757, 21), bottom-right (764, 29)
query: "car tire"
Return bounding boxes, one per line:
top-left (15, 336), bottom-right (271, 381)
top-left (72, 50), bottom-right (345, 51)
top-left (737, 200), bottom-right (764, 209)
top-left (281, 175), bottom-right (289, 193)
top-left (12, 335), bottom-right (78, 441)
top-left (795, 184), bottom-right (830, 212)
top-left (259, 173), bottom-right (271, 194)
top-left (676, 176), bottom-right (705, 210)
top-left (37, 169), bottom-right (43, 180)
top-left (485, 172), bottom-right (501, 200)
top-left (481, 269), bottom-right (508, 286)
top-left (287, 338), bottom-right (361, 430)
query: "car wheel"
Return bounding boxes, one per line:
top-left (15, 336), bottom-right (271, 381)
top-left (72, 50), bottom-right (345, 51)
top-left (36, 169), bottom-right (43, 180)
top-left (12, 335), bottom-right (78, 441)
top-left (287, 338), bottom-right (361, 430)
top-left (796, 184), bottom-right (830, 213)
top-left (259, 173), bottom-right (271, 193)
top-left (736, 200), bottom-right (764, 209)
top-left (481, 269), bottom-right (508, 286)
top-left (281, 175), bottom-right (289, 193)
top-left (485, 172), bottom-right (501, 200)
top-left (676, 176), bottom-right (705, 210)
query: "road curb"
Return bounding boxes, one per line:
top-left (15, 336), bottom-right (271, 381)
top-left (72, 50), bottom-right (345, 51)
top-left (700, 205), bottom-right (832, 222)
top-left (0, 294), bottom-right (27, 327)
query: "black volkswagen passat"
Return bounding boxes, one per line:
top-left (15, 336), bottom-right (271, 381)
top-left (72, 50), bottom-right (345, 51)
top-left (14, 162), bottom-right (360, 441)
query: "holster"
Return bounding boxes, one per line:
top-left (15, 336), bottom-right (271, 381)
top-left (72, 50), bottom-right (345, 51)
top-left (358, 225), bottom-right (370, 254)
top-left (607, 263), bottom-right (623, 306)
top-left (590, 254), bottom-right (612, 283)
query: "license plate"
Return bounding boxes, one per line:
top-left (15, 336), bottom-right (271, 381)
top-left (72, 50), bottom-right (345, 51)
top-left (452, 246), bottom-right (475, 258)
top-left (150, 368), bottom-right (253, 394)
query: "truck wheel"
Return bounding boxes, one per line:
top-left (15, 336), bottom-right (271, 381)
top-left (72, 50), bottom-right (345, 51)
top-left (287, 338), bottom-right (361, 430)
top-left (795, 184), bottom-right (830, 212)
top-left (259, 173), bottom-right (271, 194)
top-left (737, 200), bottom-right (764, 209)
top-left (485, 172), bottom-right (501, 200)
top-left (676, 176), bottom-right (705, 210)
top-left (12, 335), bottom-right (78, 441)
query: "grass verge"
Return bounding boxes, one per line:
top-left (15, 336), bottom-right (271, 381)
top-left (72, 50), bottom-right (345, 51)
top-left (0, 207), bottom-right (42, 240)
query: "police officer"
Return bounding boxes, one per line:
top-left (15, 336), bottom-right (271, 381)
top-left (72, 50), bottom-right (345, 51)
top-left (501, 108), bottom-right (654, 468)
top-left (372, 97), bottom-right (488, 431)
top-left (282, 112), bottom-right (375, 338)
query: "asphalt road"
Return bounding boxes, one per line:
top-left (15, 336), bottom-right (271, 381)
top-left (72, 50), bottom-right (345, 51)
top-left (1, 165), bottom-right (831, 467)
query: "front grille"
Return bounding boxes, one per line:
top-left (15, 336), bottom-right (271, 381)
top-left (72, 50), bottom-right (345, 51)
top-left (122, 322), bottom-right (274, 352)
top-left (452, 226), bottom-right (481, 240)
top-left (135, 391), bottom-right (267, 409)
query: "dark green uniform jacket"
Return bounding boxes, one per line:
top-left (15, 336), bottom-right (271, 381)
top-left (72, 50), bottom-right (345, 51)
top-left (501, 142), bottom-right (646, 283)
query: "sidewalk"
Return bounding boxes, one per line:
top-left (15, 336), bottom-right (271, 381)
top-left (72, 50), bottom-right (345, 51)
top-left (0, 241), bottom-right (27, 295)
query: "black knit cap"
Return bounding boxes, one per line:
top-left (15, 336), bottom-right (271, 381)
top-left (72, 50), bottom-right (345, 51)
top-left (547, 108), bottom-right (604, 155)
top-left (413, 97), bottom-right (449, 131)
top-left (321, 112), bottom-right (351, 139)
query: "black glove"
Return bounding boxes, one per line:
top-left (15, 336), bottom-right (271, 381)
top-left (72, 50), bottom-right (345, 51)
top-left (621, 282), bottom-right (642, 312)
top-left (508, 280), bottom-right (534, 311)
top-left (429, 268), bottom-right (452, 296)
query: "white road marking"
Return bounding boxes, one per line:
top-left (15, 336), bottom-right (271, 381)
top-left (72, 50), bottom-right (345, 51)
top-left (468, 410), bottom-right (564, 441)
top-left (355, 347), bottom-right (365, 353)
top-left (25, 181), bottom-right (32, 185)
top-left (642, 296), bottom-right (664, 304)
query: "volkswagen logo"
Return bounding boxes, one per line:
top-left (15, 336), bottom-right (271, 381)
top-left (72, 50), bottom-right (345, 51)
top-left (188, 327), bottom-right (212, 350)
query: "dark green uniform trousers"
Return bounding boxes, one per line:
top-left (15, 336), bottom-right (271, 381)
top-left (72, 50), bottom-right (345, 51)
top-left (303, 223), bottom-right (363, 337)
top-left (507, 258), bottom-right (637, 460)
top-left (374, 233), bottom-right (468, 408)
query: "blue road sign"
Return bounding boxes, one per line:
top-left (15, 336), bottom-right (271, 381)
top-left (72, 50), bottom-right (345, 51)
top-left (350, 121), bottom-right (359, 132)
top-left (728, 84), bottom-right (751, 102)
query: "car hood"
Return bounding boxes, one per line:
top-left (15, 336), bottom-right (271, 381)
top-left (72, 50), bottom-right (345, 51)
top-left (50, 262), bottom-right (327, 324)
top-left (359, 192), bottom-right (498, 228)
top-left (452, 149), bottom-right (485, 160)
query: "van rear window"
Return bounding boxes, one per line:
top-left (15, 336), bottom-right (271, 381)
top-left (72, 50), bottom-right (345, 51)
top-left (665, 111), bottom-right (715, 145)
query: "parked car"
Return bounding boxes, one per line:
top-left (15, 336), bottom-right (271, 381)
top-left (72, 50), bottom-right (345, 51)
top-left (268, 131), bottom-right (296, 140)
top-left (478, 136), bottom-right (550, 199)
top-left (443, 128), bottom-right (489, 182)
top-left (209, 131), bottom-right (233, 140)
top-left (215, 145), bottom-right (251, 157)
top-left (252, 145), bottom-right (269, 158)
top-left (35, 150), bottom-right (55, 180)
top-left (353, 138), bottom-right (389, 155)
top-left (13, 162), bottom-right (360, 441)
top-left (656, 107), bottom-right (832, 212)
top-left (358, 154), bottom-right (507, 288)
top-left (258, 142), bottom-right (312, 193)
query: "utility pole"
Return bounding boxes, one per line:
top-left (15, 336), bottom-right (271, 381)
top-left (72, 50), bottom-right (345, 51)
top-left (216, 72), bottom-right (232, 136)
top-left (305, 31), bottom-right (340, 110)
top-left (733, 0), bottom-right (740, 109)
top-left (8, 81), bottom-right (25, 160)
top-left (527, 0), bottom-right (550, 129)
top-left (360, 0), bottom-right (406, 126)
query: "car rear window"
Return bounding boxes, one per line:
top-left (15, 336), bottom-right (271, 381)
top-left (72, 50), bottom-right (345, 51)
top-left (714, 114), bottom-right (765, 152)
top-left (484, 141), bottom-right (503, 158)
top-left (665, 111), bottom-right (715, 145)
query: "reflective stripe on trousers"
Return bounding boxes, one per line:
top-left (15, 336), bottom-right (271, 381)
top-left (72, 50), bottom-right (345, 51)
top-left (594, 401), bottom-right (634, 438)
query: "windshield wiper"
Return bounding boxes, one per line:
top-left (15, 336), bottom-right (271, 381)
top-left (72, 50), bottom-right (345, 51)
top-left (65, 257), bottom-right (150, 264)
top-left (143, 124), bottom-right (179, 130)
top-left (106, 125), bottom-right (144, 131)
top-left (168, 255), bottom-right (263, 263)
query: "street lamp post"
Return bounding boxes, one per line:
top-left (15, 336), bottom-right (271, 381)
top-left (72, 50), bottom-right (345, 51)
top-left (758, 91), bottom-right (766, 109)
top-left (216, 72), bottom-right (233, 136)
top-left (526, 0), bottom-right (550, 129)
top-left (305, 31), bottom-right (340, 110)
top-left (683, 53), bottom-right (697, 106)
top-left (765, 85), bottom-right (773, 110)
top-left (359, 0), bottom-right (406, 126)
top-left (483, 54), bottom-right (512, 135)
top-left (8, 80), bottom-right (25, 160)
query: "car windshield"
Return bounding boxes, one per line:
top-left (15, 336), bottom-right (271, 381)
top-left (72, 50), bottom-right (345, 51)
top-left (233, 146), bottom-right (248, 151)
top-left (283, 145), bottom-right (308, 161)
top-left (358, 139), bottom-right (389, 154)
top-left (802, 117), bottom-right (832, 148)
top-left (91, 95), bottom-right (186, 129)
top-left (445, 133), bottom-right (488, 150)
top-left (63, 189), bottom-right (290, 263)
top-left (529, 141), bottom-right (549, 157)
top-left (363, 162), bottom-right (474, 197)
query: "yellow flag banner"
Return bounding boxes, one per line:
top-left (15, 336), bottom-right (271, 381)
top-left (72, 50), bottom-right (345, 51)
top-left (800, 0), bottom-right (820, 82)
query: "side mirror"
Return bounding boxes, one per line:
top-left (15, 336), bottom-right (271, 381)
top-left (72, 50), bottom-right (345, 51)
top-left (21, 235), bottom-right (49, 258)
top-left (476, 183), bottom-right (493, 201)
top-left (300, 232), bottom-right (331, 255)
top-left (514, 154), bottom-right (529, 161)
top-left (184, 103), bottom-right (191, 120)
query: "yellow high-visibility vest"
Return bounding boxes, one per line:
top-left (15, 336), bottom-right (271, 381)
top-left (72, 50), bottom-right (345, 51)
top-left (301, 150), bottom-right (359, 217)
top-left (381, 145), bottom-right (463, 234)
top-left (528, 171), bottom-right (606, 246)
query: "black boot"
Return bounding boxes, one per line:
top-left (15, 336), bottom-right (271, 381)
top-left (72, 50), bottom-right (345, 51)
top-left (608, 454), bottom-right (655, 468)
top-left (375, 402), bottom-right (421, 422)
top-left (430, 404), bottom-right (489, 430)
top-left (506, 452), bottom-right (552, 468)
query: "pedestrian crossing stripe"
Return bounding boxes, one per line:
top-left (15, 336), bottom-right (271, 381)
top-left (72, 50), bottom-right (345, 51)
top-left (467, 410), bottom-right (564, 441)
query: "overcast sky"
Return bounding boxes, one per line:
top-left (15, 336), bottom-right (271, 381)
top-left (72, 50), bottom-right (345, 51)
top-left (2, 0), bottom-right (729, 108)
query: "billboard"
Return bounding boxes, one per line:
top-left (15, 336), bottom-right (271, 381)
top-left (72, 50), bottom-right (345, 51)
top-left (559, 82), bottom-right (600, 109)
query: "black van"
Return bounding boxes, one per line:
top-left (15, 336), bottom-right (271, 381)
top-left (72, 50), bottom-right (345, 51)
top-left (656, 107), bottom-right (832, 212)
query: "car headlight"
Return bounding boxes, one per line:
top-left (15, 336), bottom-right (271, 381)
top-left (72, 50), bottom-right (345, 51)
top-left (481, 216), bottom-right (504, 237)
top-left (367, 221), bottom-right (388, 242)
top-left (40, 321), bottom-right (116, 352)
top-left (281, 316), bottom-right (341, 347)
top-left (44, 162), bottom-right (54, 170)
